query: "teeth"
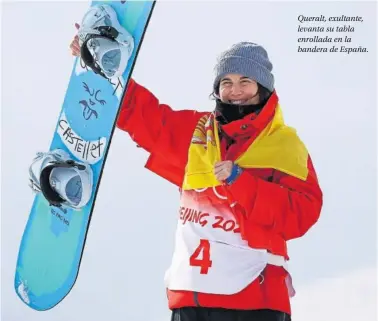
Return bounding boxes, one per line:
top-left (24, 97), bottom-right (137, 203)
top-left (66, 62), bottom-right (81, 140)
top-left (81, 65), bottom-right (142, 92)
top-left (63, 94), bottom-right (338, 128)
top-left (229, 100), bottom-right (246, 105)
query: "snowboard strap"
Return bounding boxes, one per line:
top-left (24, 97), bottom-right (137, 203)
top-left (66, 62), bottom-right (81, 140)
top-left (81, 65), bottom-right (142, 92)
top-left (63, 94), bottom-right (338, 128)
top-left (80, 25), bottom-right (119, 79)
top-left (39, 160), bottom-right (86, 207)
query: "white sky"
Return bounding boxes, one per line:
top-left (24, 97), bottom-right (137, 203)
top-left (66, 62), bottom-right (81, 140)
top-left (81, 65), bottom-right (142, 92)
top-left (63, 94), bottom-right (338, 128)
top-left (1, 1), bottom-right (377, 321)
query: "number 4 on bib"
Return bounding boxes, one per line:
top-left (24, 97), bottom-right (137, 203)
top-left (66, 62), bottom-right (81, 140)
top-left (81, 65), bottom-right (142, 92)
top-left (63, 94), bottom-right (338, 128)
top-left (189, 239), bottom-right (212, 274)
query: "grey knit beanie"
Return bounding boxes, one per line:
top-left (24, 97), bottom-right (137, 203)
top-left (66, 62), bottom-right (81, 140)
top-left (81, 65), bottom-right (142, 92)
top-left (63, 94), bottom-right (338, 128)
top-left (213, 42), bottom-right (274, 93)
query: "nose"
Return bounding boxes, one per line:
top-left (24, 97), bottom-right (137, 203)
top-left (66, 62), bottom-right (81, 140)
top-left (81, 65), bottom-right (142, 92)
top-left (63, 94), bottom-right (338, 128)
top-left (230, 83), bottom-right (242, 95)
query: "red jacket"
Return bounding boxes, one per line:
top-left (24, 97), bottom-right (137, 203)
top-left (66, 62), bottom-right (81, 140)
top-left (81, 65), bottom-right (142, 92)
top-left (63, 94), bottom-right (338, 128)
top-left (116, 78), bottom-right (323, 315)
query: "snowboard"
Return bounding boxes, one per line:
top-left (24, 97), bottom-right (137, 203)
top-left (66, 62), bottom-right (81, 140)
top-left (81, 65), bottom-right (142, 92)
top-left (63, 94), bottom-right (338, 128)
top-left (14, 0), bottom-right (155, 311)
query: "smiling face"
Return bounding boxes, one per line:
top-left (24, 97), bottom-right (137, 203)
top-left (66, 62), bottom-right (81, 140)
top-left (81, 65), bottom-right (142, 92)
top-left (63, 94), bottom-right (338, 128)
top-left (218, 73), bottom-right (260, 105)
top-left (63, 71), bottom-right (119, 142)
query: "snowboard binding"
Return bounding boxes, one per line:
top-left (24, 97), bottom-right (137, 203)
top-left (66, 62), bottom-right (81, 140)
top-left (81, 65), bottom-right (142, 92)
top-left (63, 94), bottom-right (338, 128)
top-left (78, 4), bottom-right (135, 79)
top-left (28, 150), bottom-right (93, 209)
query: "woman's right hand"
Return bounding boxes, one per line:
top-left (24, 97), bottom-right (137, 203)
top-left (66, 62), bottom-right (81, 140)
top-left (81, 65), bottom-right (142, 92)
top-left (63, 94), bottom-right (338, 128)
top-left (70, 23), bottom-right (81, 56)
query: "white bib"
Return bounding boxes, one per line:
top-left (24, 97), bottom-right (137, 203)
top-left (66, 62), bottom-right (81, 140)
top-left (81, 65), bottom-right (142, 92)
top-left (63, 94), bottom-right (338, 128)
top-left (164, 188), bottom-right (292, 295)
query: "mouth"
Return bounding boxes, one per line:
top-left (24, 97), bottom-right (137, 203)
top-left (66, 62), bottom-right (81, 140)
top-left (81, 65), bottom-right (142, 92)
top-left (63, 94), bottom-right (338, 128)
top-left (79, 100), bottom-right (98, 120)
top-left (228, 99), bottom-right (249, 105)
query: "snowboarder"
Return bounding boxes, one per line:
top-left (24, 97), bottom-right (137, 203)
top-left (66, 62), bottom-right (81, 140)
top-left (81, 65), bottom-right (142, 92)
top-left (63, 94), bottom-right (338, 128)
top-left (70, 27), bottom-right (323, 321)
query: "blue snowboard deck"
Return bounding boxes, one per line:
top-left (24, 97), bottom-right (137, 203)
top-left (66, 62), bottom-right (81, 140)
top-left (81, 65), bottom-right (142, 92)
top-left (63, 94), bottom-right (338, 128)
top-left (14, 0), bottom-right (155, 311)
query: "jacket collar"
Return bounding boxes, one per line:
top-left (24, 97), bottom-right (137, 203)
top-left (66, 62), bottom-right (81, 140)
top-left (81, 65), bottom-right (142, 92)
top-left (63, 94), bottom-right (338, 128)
top-left (218, 91), bottom-right (278, 140)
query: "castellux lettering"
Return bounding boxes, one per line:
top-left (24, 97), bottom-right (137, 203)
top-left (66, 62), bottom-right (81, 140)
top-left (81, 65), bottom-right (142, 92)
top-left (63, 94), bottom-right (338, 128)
top-left (57, 113), bottom-right (106, 164)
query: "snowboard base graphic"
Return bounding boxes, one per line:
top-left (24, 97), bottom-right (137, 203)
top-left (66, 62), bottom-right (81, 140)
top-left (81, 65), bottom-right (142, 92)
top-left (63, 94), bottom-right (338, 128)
top-left (14, 0), bottom-right (155, 311)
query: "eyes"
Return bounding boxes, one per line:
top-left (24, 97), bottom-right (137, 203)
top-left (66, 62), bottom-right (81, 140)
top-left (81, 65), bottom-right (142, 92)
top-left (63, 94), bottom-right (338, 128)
top-left (220, 79), bottom-right (253, 88)
top-left (83, 82), bottom-right (106, 105)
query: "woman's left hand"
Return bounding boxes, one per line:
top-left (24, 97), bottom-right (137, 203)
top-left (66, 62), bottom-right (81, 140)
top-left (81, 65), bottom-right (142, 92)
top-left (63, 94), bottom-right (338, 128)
top-left (214, 160), bottom-right (233, 181)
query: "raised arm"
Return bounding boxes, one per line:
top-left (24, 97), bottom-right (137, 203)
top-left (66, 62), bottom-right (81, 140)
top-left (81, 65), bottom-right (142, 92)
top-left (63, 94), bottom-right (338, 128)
top-left (116, 78), bottom-right (208, 186)
top-left (69, 27), bottom-right (207, 186)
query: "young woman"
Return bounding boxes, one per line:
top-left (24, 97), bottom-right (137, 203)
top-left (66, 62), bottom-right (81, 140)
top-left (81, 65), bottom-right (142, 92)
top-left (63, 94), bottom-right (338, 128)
top-left (71, 27), bottom-right (323, 321)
